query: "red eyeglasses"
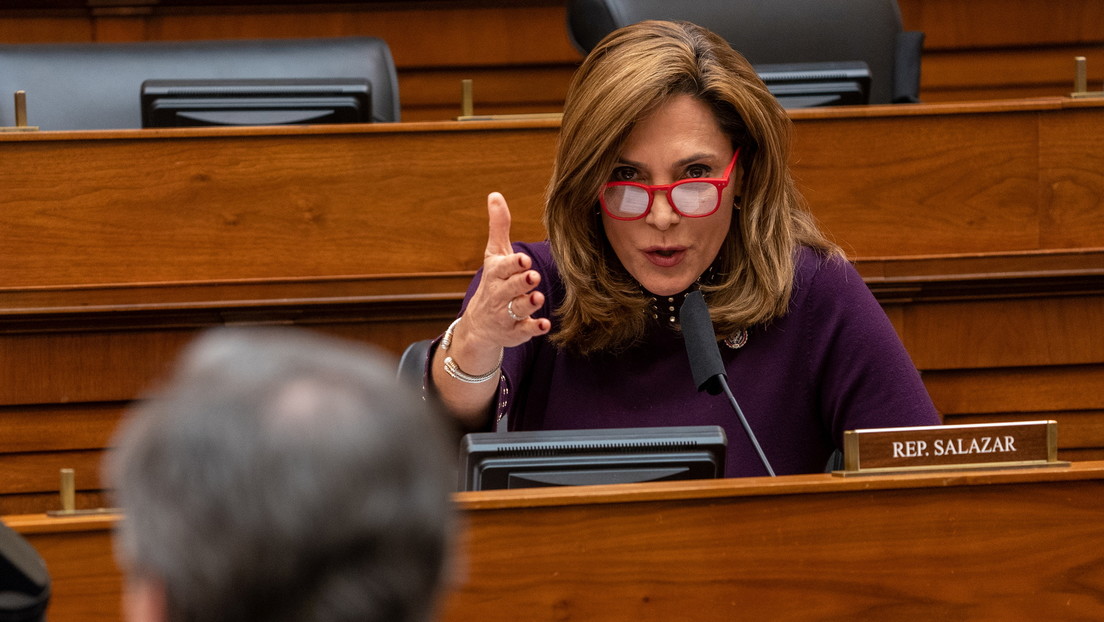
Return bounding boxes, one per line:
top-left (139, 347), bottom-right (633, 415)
top-left (600, 149), bottom-right (740, 221)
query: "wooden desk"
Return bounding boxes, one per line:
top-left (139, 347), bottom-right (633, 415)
top-left (8, 462), bottom-right (1104, 621)
top-left (2, 98), bottom-right (1101, 286)
top-left (1, 99), bottom-right (1103, 514)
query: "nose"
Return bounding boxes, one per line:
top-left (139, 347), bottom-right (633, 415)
top-left (645, 190), bottom-right (681, 230)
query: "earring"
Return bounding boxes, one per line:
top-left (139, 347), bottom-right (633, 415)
top-left (733, 196), bottom-right (742, 210)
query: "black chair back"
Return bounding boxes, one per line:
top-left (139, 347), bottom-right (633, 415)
top-left (566, 0), bottom-right (923, 104)
top-left (0, 522), bottom-right (50, 622)
top-left (0, 37), bottom-right (400, 130)
top-left (397, 339), bottom-right (433, 388)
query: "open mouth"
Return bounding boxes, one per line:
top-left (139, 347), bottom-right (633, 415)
top-left (644, 247), bottom-right (685, 267)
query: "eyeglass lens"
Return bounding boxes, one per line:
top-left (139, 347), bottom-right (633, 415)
top-left (604, 181), bottom-right (720, 218)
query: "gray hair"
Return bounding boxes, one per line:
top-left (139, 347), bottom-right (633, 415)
top-left (108, 328), bottom-right (455, 622)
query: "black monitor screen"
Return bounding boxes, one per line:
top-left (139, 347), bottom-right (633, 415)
top-left (140, 78), bottom-right (372, 128)
top-left (754, 61), bottom-right (872, 108)
top-left (459, 425), bottom-right (727, 491)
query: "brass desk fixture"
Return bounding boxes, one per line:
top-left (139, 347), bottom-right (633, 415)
top-left (456, 79), bottom-right (562, 122)
top-left (1071, 57), bottom-right (1104, 99)
top-left (1, 91), bottom-right (40, 132)
top-left (461, 78), bottom-right (474, 118)
top-left (46, 468), bottom-right (118, 517)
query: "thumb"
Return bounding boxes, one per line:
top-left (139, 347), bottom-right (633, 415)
top-left (485, 192), bottom-right (514, 258)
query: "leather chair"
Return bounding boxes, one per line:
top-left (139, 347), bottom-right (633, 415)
top-left (0, 522), bottom-right (50, 622)
top-left (566, 0), bottom-right (923, 104)
top-left (0, 37), bottom-right (400, 130)
top-left (397, 339), bottom-right (433, 388)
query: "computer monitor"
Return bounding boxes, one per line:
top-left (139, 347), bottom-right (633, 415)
top-left (140, 78), bottom-right (372, 128)
top-left (754, 61), bottom-right (872, 108)
top-left (458, 425), bottom-right (727, 491)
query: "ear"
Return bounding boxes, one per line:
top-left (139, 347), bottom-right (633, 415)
top-left (124, 575), bottom-right (169, 622)
top-left (729, 160), bottom-right (746, 210)
top-left (732, 159), bottom-right (746, 194)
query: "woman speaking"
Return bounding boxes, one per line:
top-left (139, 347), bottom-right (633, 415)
top-left (429, 20), bottom-right (939, 477)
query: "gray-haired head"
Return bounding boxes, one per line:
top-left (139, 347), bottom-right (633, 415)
top-left (108, 327), bottom-right (455, 622)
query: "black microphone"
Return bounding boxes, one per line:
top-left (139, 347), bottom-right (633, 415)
top-left (679, 291), bottom-right (775, 476)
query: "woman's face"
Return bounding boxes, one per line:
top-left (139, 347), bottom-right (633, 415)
top-left (601, 94), bottom-right (741, 297)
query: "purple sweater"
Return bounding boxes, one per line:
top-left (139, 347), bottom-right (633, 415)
top-left (456, 241), bottom-right (940, 478)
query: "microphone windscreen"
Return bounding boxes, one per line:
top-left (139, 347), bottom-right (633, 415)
top-left (679, 290), bottom-right (725, 395)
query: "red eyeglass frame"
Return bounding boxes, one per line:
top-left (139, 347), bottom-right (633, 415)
top-left (600, 148), bottom-right (741, 221)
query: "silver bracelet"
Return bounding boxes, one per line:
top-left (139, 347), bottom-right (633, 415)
top-left (441, 317), bottom-right (503, 384)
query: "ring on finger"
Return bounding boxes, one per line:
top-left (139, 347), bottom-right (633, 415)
top-left (506, 299), bottom-right (526, 322)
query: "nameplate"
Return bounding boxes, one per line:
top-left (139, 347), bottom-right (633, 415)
top-left (837, 420), bottom-right (1064, 475)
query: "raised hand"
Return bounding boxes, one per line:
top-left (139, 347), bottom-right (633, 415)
top-left (431, 193), bottom-right (550, 426)
top-left (462, 192), bottom-right (551, 347)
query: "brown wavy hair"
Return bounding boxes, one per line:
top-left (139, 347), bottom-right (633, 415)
top-left (545, 20), bottom-right (841, 355)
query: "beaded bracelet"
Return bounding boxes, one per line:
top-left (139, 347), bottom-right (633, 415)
top-left (440, 317), bottom-right (503, 384)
